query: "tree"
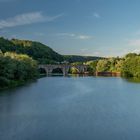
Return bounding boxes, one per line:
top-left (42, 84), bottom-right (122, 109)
top-left (85, 60), bottom-right (98, 73)
top-left (122, 55), bottom-right (140, 77)
top-left (96, 59), bottom-right (111, 72)
top-left (0, 52), bottom-right (38, 89)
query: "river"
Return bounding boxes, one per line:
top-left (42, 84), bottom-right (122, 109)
top-left (0, 76), bottom-right (140, 140)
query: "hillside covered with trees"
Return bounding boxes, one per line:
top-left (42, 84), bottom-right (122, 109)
top-left (0, 51), bottom-right (38, 89)
top-left (0, 37), bottom-right (100, 64)
top-left (0, 37), bottom-right (64, 64)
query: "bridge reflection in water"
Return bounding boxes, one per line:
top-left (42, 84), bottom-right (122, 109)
top-left (38, 64), bottom-right (88, 76)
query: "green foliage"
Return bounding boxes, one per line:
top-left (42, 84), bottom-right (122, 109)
top-left (85, 60), bottom-right (98, 73)
top-left (69, 67), bottom-right (79, 74)
top-left (94, 58), bottom-right (124, 73)
top-left (0, 52), bottom-right (38, 89)
top-left (71, 62), bottom-right (83, 65)
top-left (114, 59), bottom-right (124, 72)
top-left (125, 53), bottom-right (138, 58)
top-left (122, 55), bottom-right (140, 78)
top-left (64, 55), bottom-right (102, 63)
top-left (0, 37), bottom-right (63, 64)
top-left (96, 59), bottom-right (111, 72)
top-left (0, 77), bottom-right (11, 87)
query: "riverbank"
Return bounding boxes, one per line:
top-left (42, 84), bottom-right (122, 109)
top-left (0, 78), bottom-right (38, 91)
top-left (95, 72), bottom-right (121, 77)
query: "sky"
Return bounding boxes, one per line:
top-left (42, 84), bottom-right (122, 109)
top-left (0, 0), bottom-right (140, 57)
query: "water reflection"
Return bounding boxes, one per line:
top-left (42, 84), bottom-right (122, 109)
top-left (125, 77), bottom-right (140, 83)
top-left (1, 77), bottom-right (140, 140)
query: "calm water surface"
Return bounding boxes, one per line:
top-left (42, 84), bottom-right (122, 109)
top-left (0, 76), bottom-right (140, 140)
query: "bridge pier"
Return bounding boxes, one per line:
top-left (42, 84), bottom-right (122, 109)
top-left (44, 68), bottom-right (52, 76)
top-left (62, 66), bottom-right (69, 76)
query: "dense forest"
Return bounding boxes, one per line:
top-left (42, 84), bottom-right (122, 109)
top-left (0, 37), bottom-right (64, 64)
top-left (121, 53), bottom-right (140, 78)
top-left (0, 51), bottom-right (38, 89)
top-left (0, 36), bottom-right (140, 89)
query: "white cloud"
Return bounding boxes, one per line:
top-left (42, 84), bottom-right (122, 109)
top-left (132, 49), bottom-right (140, 54)
top-left (0, 12), bottom-right (63, 29)
top-left (56, 33), bottom-right (75, 37)
top-left (45, 14), bottom-right (64, 22)
top-left (56, 33), bottom-right (93, 40)
top-left (77, 35), bottom-right (92, 40)
top-left (93, 12), bottom-right (101, 18)
top-left (128, 39), bottom-right (140, 46)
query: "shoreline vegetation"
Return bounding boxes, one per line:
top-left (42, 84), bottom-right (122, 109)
top-left (0, 37), bottom-right (140, 90)
top-left (0, 52), bottom-right (38, 90)
top-left (95, 72), bottom-right (121, 77)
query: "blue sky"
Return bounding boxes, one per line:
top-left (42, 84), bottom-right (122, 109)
top-left (0, 0), bottom-right (140, 57)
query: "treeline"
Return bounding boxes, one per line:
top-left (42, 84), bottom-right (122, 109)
top-left (70, 53), bottom-right (140, 78)
top-left (0, 51), bottom-right (38, 89)
top-left (64, 55), bottom-right (102, 63)
top-left (122, 53), bottom-right (140, 77)
top-left (0, 37), bottom-right (100, 64)
top-left (83, 53), bottom-right (140, 78)
top-left (85, 57), bottom-right (123, 73)
top-left (0, 37), bottom-right (63, 64)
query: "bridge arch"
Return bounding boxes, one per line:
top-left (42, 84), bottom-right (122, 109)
top-left (38, 67), bottom-right (46, 75)
top-left (38, 64), bottom-right (88, 76)
top-left (52, 68), bottom-right (63, 74)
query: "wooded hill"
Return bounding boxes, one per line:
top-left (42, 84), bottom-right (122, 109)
top-left (0, 37), bottom-right (101, 64)
top-left (0, 37), bottom-right (63, 64)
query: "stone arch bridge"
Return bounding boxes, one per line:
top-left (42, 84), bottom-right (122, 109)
top-left (38, 64), bottom-right (88, 76)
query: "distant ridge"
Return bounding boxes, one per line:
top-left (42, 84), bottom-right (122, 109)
top-left (64, 55), bottom-right (102, 63)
